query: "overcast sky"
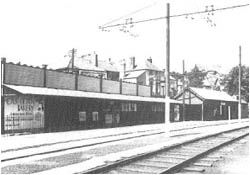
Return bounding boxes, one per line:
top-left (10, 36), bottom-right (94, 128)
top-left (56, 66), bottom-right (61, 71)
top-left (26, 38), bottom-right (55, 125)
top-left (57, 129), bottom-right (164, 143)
top-left (0, 0), bottom-right (249, 73)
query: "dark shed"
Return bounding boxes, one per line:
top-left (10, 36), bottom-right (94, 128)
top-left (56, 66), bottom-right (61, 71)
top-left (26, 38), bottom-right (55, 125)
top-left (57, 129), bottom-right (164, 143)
top-left (174, 87), bottom-right (248, 121)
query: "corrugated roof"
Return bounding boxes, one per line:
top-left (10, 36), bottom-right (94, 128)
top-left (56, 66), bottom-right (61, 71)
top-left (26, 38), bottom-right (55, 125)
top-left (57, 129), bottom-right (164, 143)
top-left (124, 70), bottom-right (145, 79)
top-left (4, 84), bottom-right (181, 104)
top-left (189, 87), bottom-right (238, 102)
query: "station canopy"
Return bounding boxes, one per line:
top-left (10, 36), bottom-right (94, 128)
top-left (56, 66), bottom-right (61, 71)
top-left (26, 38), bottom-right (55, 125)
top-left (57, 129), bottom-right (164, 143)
top-left (4, 84), bottom-right (181, 104)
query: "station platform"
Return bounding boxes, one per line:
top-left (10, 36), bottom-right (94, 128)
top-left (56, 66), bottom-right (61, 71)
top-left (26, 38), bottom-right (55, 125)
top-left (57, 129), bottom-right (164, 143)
top-left (1, 119), bottom-right (248, 152)
top-left (1, 119), bottom-right (249, 174)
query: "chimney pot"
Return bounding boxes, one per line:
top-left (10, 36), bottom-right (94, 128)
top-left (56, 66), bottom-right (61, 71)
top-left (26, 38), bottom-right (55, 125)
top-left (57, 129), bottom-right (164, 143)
top-left (95, 53), bottom-right (98, 67)
top-left (147, 57), bottom-right (152, 63)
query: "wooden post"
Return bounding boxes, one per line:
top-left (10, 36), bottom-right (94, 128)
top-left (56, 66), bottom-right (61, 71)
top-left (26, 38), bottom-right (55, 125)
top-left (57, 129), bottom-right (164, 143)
top-left (150, 82), bottom-right (153, 97)
top-left (136, 82), bottom-right (139, 96)
top-left (1, 57), bottom-right (6, 134)
top-left (201, 102), bottom-right (204, 121)
top-left (42, 64), bottom-right (47, 87)
top-left (72, 48), bottom-right (75, 71)
top-left (165, 3), bottom-right (170, 135)
top-left (100, 74), bottom-right (103, 93)
top-left (228, 106), bottom-right (231, 121)
top-left (238, 46), bottom-right (242, 120)
top-left (120, 79), bottom-right (122, 94)
top-left (182, 60), bottom-right (185, 121)
top-left (75, 70), bottom-right (79, 90)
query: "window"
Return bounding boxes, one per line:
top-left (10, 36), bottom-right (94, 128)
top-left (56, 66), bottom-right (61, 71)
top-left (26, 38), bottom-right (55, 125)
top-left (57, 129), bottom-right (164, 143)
top-left (121, 103), bottom-right (137, 112)
top-left (134, 104), bottom-right (137, 112)
top-left (79, 112), bottom-right (86, 122)
top-left (92, 112), bottom-right (99, 121)
top-left (105, 114), bottom-right (112, 124)
top-left (113, 113), bottom-right (120, 124)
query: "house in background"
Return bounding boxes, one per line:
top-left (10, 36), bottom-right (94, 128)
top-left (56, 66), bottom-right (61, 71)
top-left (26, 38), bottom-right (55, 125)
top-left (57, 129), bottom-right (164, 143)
top-left (122, 57), bottom-right (177, 97)
top-left (202, 71), bottom-right (225, 90)
top-left (57, 52), bottom-right (120, 81)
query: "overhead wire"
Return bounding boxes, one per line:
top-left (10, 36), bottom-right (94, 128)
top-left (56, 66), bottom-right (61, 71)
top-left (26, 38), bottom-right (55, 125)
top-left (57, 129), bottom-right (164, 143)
top-left (101, 1), bottom-right (158, 28)
top-left (100, 3), bottom-right (249, 29)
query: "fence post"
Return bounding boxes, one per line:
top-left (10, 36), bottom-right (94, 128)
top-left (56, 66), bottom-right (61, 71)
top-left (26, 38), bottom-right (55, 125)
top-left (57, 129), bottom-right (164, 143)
top-left (42, 64), bottom-right (47, 87)
top-left (150, 83), bottom-right (153, 97)
top-left (100, 74), bottom-right (103, 93)
top-left (75, 70), bottom-right (79, 90)
top-left (136, 82), bottom-right (139, 96)
top-left (120, 79), bottom-right (122, 94)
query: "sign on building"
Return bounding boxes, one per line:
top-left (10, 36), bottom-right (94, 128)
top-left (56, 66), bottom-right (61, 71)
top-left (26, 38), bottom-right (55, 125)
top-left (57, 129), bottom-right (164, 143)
top-left (4, 95), bottom-right (44, 131)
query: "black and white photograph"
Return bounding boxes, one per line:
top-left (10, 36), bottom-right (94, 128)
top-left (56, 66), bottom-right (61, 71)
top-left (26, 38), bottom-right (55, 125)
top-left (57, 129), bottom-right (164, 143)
top-left (0, 0), bottom-right (249, 174)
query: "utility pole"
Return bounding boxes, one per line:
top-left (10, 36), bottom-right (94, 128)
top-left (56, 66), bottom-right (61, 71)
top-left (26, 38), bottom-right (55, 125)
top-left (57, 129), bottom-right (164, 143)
top-left (182, 60), bottom-right (186, 121)
top-left (165, 3), bottom-right (170, 134)
top-left (72, 48), bottom-right (75, 72)
top-left (238, 46), bottom-right (242, 120)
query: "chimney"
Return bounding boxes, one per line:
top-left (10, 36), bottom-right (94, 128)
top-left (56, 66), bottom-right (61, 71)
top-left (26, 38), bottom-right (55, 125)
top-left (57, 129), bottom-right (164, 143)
top-left (130, 57), bottom-right (135, 69)
top-left (123, 62), bottom-right (126, 76)
top-left (95, 53), bottom-right (98, 67)
top-left (147, 57), bottom-right (152, 63)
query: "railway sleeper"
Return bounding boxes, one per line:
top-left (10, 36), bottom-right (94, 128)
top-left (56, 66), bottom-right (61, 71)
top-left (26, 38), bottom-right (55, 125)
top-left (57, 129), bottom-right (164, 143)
top-left (83, 128), bottom-right (248, 174)
top-left (154, 154), bottom-right (187, 160)
top-left (182, 166), bottom-right (206, 173)
top-left (136, 159), bottom-right (176, 167)
top-left (193, 162), bottom-right (213, 167)
top-left (118, 164), bottom-right (165, 174)
top-left (162, 152), bottom-right (193, 157)
top-left (142, 158), bottom-right (179, 164)
top-left (132, 162), bottom-right (168, 168)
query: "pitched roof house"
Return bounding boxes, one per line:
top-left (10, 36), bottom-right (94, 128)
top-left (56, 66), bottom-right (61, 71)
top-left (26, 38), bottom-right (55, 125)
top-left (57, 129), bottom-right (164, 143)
top-left (57, 53), bottom-right (120, 81)
top-left (123, 57), bottom-right (177, 97)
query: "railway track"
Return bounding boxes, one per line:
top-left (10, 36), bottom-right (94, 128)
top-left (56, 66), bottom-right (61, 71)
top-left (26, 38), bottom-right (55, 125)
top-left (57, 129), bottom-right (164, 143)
top-left (2, 121), bottom-right (235, 162)
top-left (80, 127), bottom-right (249, 174)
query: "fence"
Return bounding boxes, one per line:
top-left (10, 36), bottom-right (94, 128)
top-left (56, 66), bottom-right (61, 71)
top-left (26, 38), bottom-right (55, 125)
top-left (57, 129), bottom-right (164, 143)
top-left (3, 61), bottom-right (151, 97)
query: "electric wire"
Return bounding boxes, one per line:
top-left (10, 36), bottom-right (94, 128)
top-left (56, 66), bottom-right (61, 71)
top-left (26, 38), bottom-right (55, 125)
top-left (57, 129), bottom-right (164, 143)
top-left (100, 3), bottom-right (249, 29)
top-left (101, 1), bottom-right (158, 27)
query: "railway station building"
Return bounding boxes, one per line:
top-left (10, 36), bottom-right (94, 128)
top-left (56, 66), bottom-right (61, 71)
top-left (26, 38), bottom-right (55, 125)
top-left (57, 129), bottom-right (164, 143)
top-left (1, 59), bottom-right (182, 134)
top-left (174, 87), bottom-right (248, 121)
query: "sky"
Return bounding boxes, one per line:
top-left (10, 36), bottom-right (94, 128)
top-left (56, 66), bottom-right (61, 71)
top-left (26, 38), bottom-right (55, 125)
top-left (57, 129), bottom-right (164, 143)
top-left (0, 0), bottom-right (249, 74)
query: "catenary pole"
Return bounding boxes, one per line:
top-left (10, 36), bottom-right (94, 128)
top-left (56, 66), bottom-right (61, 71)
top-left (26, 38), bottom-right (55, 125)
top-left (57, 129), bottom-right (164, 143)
top-left (182, 60), bottom-right (186, 122)
top-left (165, 3), bottom-right (170, 134)
top-left (238, 46), bottom-right (241, 120)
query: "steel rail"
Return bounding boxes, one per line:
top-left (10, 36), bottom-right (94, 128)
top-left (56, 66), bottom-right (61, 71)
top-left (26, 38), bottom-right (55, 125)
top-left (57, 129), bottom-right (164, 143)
top-left (80, 126), bottom-right (249, 174)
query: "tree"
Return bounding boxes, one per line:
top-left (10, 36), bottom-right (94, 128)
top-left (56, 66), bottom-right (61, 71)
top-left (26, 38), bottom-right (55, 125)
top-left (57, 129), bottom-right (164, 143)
top-left (186, 65), bottom-right (206, 88)
top-left (223, 65), bottom-right (249, 102)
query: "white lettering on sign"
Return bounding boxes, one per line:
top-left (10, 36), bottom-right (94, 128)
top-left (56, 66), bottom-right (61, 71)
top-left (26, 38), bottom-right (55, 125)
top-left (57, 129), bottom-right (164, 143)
top-left (4, 95), bottom-right (44, 131)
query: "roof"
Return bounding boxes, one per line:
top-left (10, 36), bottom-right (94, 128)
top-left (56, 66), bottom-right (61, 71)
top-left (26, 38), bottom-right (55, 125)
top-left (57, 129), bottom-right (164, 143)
top-left (98, 60), bottom-right (119, 72)
top-left (68, 57), bottom-right (119, 72)
top-left (128, 60), bottom-right (162, 72)
top-left (189, 87), bottom-right (238, 102)
top-left (4, 84), bottom-right (181, 104)
top-left (124, 70), bottom-right (145, 79)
